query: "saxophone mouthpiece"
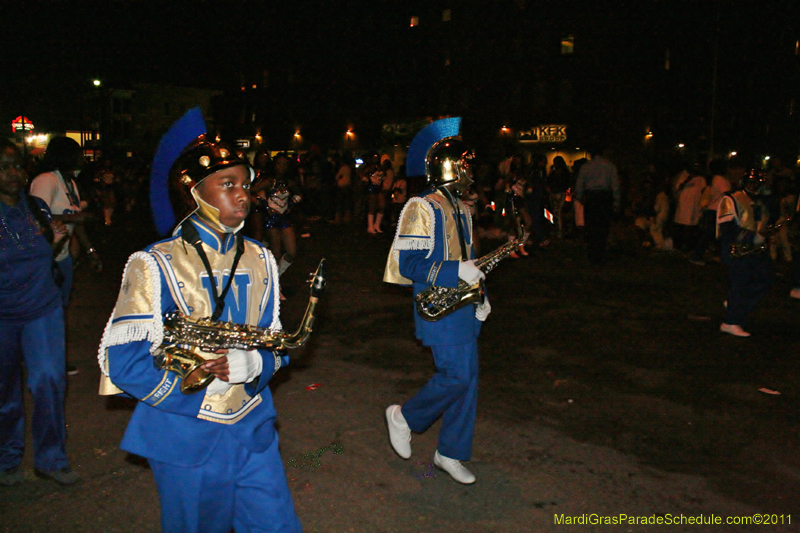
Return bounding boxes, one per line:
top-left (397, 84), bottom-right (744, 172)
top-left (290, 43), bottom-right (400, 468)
top-left (310, 258), bottom-right (327, 298)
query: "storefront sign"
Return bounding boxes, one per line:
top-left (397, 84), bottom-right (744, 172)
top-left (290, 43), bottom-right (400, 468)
top-left (11, 116), bottom-right (34, 132)
top-left (519, 125), bottom-right (567, 143)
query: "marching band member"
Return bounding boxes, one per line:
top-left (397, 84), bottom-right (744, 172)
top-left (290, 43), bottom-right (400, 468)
top-left (97, 109), bottom-right (301, 532)
top-left (383, 118), bottom-right (488, 484)
top-left (260, 153), bottom-right (302, 281)
top-left (716, 168), bottom-right (775, 337)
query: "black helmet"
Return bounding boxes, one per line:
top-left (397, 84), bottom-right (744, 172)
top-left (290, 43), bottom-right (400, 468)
top-left (168, 135), bottom-right (255, 228)
top-left (742, 168), bottom-right (765, 194)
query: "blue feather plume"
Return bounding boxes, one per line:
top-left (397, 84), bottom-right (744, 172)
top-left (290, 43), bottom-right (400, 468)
top-left (405, 117), bottom-right (461, 177)
top-left (149, 107), bottom-right (207, 236)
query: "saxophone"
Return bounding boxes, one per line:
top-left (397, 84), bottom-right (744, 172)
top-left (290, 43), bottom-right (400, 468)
top-left (414, 237), bottom-right (527, 321)
top-left (729, 221), bottom-right (786, 258)
top-left (155, 258), bottom-right (327, 393)
top-left (414, 199), bottom-right (528, 322)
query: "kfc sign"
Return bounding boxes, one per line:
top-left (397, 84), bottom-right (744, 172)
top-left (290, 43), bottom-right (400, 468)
top-left (519, 125), bottom-right (567, 143)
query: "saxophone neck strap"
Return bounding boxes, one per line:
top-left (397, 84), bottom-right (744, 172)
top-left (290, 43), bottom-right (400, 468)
top-left (181, 219), bottom-right (245, 321)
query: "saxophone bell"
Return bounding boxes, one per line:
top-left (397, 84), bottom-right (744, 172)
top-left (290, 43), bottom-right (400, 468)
top-left (154, 345), bottom-right (215, 394)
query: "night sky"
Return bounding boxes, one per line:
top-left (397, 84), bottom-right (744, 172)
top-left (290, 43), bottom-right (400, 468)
top-left (2, 1), bottom-right (799, 156)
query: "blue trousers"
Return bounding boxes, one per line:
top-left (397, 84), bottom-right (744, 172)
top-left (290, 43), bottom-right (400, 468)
top-left (792, 257), bottom-right (800, 290)
top-left (725, 254), bottom-right (774, 327)
top-left (583, 190), bottom-right (614, 264)
top-left (402, 341), bottom-right (479, 461)
top-left (149, 430), bottom-right (302, 533)
top-left (0, 306), bottom-right (68, 471)
top-left (57, 255), bottom-right (73, 308)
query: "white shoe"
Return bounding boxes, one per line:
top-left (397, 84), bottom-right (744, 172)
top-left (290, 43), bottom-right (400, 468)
top-left (433, 450), bottom-right (476, 484)
top-left (790, 288), bottom-right (800, 299)
top-left (720, 323), bottom-right (751, 337)
top-left (385, 405), bottom-right (411, 459)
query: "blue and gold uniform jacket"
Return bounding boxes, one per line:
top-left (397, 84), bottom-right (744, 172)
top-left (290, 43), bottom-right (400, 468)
top-left (384, 188), bottom-right (481, 346)
top-left (98, 216), bottom-right (286, 467)
top-left (716, 190), bottom-right (769, 264)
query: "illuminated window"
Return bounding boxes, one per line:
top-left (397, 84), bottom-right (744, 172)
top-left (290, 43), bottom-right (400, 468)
top-left (443, 9), bottom-right (451, 22)
top-left (561, 34), bottom-right (574, 54)
top-left (410, 16), bottom-right (419, 27)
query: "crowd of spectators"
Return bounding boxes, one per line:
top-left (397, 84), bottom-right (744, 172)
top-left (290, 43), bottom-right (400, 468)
top-left (16, 141), bottom-right (798, 272)
top-left (15, 140), bottom-right (799, 271)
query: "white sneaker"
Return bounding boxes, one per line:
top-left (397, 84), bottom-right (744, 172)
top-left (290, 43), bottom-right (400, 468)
top-left (790, 288), bottom-right (800, 299)
top-left (433, 450), bottom-right (476, 484)
top-left (720, 323), bottom-right (751, 337)
top-left (385, 405), bottom-right (411, 459)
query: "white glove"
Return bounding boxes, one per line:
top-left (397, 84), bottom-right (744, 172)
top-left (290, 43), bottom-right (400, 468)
top-left (458, 260), bottom-right (485, 285)
top-left (205, 376), bottom-right (232, 396)
top-left (475, 298), bottom-right (492, 321)
top-left (226, 349), bottom-right (263, 384)
top-left (753, 233), bottom-right (765, 245)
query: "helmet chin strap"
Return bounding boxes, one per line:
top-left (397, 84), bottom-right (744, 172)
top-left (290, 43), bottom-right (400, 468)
top-left (191, 187), bottom-right (245, 234)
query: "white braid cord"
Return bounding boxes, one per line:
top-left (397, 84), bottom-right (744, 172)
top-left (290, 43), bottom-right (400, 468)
top-left (97, 251), bottom-right (163, 377)
top-left (264, 244), bottom-right (283, 332)
top-left (460, 197), bottom-right (474, 248)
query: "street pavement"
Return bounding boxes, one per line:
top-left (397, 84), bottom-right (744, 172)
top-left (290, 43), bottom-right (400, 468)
top-left (2, 219), bottom-right (799, 533)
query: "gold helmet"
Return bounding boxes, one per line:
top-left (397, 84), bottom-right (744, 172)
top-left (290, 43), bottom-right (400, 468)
top-left (426, 138), bottom-right (474, 195)
top-left (407, 117), bottom-right (474, 195)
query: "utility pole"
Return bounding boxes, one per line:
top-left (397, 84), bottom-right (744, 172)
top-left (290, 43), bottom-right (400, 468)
top-left (709, 0), bottom-right (721, 162)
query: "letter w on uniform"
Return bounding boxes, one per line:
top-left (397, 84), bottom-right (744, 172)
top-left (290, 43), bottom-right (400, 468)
top-left (201, 271), bottom-right (253, 323)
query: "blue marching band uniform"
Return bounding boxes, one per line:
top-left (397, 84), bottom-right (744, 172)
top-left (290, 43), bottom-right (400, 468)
top-left (383, 117), bottom-right (489, 485)
top-left (262, 181), bottom-right (297, 231)
top-left (98, 108), bottom-right (302, 532)
top-left (716, 172), bottom-right (775, 337)
top-left (384, 190), bottom-right (481, 457)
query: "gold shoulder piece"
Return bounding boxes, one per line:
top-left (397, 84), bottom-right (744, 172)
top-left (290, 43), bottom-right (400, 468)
top-left (396, 197), bottom-right (433, 240)
top-left (384, 198), bottom-right (435, 285)
top-left (717, 196), bottom-right (736, 219)
top-left (97, 251), bottom-right (164, 396)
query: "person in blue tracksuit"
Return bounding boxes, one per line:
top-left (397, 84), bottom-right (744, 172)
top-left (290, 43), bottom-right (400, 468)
top-left (383, 118), bottom-right (490, 484)
top-left (0, 138), bottom-right (78, 487)
top-left (98, 117), bottom-right (302, 533)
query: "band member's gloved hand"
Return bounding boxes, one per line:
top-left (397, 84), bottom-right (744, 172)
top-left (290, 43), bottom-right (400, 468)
top-left (458, 260), bottom-right (485, 285)
top-left (226, 349), bottom-right (263, 384)
top-left (475, 298), bottom-right (491, 321)
top-left (205, 376), bottom-right (232, 396)
top-left (754, 233), bottom-right (766, 245)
